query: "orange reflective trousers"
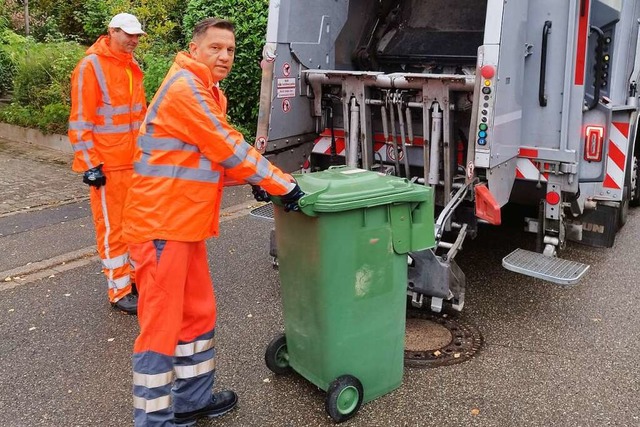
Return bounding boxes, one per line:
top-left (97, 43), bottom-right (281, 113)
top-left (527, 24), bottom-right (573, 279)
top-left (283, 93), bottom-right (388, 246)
top-left (130, 240), bottom-right (217, 425)
top-left (89, 169), bottom-right (134, 302)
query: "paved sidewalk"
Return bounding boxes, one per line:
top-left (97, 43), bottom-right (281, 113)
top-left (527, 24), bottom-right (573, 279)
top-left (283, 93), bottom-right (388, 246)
top-left (0, 138), bottom-right (86, 216)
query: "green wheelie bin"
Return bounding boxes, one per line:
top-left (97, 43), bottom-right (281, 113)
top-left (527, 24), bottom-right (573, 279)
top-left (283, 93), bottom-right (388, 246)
top-left (264, 166), bottom-right (435, 423)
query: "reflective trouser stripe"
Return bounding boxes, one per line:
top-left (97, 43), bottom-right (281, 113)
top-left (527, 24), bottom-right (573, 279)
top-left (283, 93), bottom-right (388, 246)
top-left (174, 358), bottom-right (215, 379)
top-left (108, 275), bottom-right (130, 291)
top-left (133, 370), bottom-right (173, 389)
top-left (89, 169), bottom-right (134, 302)
top-left (133, 395), bottom-right (171, 413)
top-left (102, 253), bottom-right (129, 270)
top-left (175, 337), bottom-right (215, 358)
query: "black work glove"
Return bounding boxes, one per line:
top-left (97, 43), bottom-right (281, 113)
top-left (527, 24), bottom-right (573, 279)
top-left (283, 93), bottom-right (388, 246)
top-left (82, 164), bottom-right (106, 188)
top-left (281, 184), bottom-right (305, 212)
top-left (251, 185), bottom-right (270, 202)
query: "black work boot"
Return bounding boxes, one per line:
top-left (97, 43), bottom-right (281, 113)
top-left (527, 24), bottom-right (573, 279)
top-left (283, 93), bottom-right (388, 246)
top-left (111, 293), bottom-right (138, 315)
top-left (174, 390), bottom-right (238, 427)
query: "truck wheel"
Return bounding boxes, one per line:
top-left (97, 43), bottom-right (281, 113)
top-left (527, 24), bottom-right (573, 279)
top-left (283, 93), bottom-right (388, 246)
top-left (618, 194), bottom-right (629, 229)
top-left (265, 333), bottom-right (291, 375)
top-left (325, 375), bottom-right (363, 423)
top-left (630, 156), bottom-right (640, 207)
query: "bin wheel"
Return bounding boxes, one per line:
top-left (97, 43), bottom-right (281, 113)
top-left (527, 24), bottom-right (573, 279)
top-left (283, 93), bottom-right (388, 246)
top-left (325, 375), bottom-right (363, 423)
top-left (265, 333), bottom-right (291, 375)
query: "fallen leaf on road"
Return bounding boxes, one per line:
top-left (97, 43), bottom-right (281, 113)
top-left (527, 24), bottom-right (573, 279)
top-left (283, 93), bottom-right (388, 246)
top-left (453, 353), bottom-right (461, 358)
top-left (48, 274), bottom-right (55, 278)
top-left (108, 338), bottom-right (115, 342)
top-left (29, 327), bottom-right (36, 331)
top-left (64, 293), bottom-right (71, 297)
top-left (8, 309), bottom-right (14, 312)
top-left (4, 277), bottom-right (12, 282)
top-left (247, 314), bottom-right (253, 318)
top-left (592, 318), bottom-right (601, 322)
top-left (433, 350), bottom-right (441, 357)
top-left (471, 408), bottom-right (480, 416)
top-left (263, 378), bottom-right (271, 383)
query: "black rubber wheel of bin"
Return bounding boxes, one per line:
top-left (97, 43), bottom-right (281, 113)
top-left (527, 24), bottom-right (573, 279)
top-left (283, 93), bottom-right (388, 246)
top-left (265, 333), bottom-right (291, 375)
top-left (325, 375), bottom-right (364, 423)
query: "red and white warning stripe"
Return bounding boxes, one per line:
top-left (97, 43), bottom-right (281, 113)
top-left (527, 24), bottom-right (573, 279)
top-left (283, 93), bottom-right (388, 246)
top-left (602, 121), bottom-right (629, 190)
top-left (515, 158), bottom-right (548, 182)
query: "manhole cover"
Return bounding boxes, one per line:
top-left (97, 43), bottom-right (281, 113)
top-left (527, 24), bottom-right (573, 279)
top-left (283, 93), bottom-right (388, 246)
top-left (405, 309), bottom-right (483, 368)
top-left (250, 202), bottom-right (274, 220)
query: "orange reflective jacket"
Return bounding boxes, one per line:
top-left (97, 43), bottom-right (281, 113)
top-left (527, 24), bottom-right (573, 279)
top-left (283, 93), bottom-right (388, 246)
top-left (123, 52), bottom-right (295, 243)
top-left (68, 36), bottom-right (147, 172)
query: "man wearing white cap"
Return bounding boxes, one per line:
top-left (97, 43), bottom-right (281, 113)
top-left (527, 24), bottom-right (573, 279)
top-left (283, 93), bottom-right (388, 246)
top-left (68, 13), bottom-right (147, 314)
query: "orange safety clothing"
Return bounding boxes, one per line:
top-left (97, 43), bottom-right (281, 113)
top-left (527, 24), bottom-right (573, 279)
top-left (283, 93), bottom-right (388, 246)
top-left (131, 240), bottom-right (217, 424)
top-left (68, 35), bottom-right (147, 172)
top-left (89, 169), bottom-right (135, 302)
top-left (68, 35), bottom-right (147, 302)
top-left (123, 51), bottom-right (295, 243)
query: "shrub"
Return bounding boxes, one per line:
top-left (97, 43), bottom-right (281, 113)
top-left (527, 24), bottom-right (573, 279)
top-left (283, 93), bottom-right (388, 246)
top-left (0, 31), bottom-right (84, 133)
top-left (141, 51), bottom-right (174, 103)
top-left (183, 0), bottom-right (269, 137)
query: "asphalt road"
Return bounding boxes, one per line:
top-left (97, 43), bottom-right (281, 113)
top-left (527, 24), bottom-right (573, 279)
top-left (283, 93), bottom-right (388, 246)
top-left (1, 144), bottom-right (639, 426)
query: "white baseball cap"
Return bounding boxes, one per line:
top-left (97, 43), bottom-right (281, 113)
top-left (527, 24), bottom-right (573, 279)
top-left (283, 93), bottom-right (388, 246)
top-left (108, 13), bottom-right (146, 35)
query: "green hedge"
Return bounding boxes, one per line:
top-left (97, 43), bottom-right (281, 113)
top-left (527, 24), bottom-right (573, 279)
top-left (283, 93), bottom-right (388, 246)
top-left (183, 0), bottom-right (269, 138)
top-left (0, 0), bottom-right (269, 137)
top-left (0, 31), bottom-right (84, 134)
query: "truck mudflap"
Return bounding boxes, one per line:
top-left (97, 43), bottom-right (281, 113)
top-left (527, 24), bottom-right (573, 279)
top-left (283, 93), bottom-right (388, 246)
top-left (502, 248), bottom-right (589, 286)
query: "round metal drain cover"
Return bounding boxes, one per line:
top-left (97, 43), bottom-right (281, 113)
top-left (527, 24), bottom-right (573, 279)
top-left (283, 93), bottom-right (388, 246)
top-left (405, 309), bottom-right (483, 368)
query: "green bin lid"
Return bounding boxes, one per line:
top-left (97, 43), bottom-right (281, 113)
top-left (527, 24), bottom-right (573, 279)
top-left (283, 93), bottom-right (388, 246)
top-left (293, 166), bottom-right (431, 215)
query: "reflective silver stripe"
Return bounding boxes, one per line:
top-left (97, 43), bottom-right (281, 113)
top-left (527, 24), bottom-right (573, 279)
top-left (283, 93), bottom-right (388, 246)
top-left (133, 370), bottom-right (173, 389)
top-left (102, 253), bottom-right (129, 270)
top-left (86, 55), bottom-right (111, 105)
top-left (133, 395), bottom-right (171, 413)
top-left (183, 77), bottom-right (236, 149)
top-left (108, 275), bottom-right (130, 291)
top-left (175, 337), bottom-right (215, 358)
top-left (174, 358), bottom-right (216, 379)
top-left (97, 103), bottom-right (144, 116)
top-left (68, 121), bottom-right (94, 131)
top-left (138, 135), bottom-right (199, 152)
top-left (218, 141), bottom-right (250, 169)
top-left (145, 70), bottom-right (191, 123)
top-left (134, 161), bottom-right (220, 183)
top-left (72, 140), bottom-right (95, 152)
top-left (75, 58), bottom-right (96, 169)
top-left (94, 122), bottom-right (140, 134)
top-left (136, 135), bottom-right (220, 183)
top-left (100, 186), bottom-right (111, 259)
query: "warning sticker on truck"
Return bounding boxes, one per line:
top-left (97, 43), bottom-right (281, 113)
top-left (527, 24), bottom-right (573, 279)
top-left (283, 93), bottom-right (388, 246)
top-left (277, 87), bottom-right (296, 98)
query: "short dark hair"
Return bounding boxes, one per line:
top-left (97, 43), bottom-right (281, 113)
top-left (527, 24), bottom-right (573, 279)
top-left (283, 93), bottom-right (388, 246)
top-left (191, 18), bottom-right (235, 42)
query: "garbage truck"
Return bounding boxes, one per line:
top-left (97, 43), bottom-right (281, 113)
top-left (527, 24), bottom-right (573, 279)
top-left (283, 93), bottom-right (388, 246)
top-left (253, 0), bottom-right (640, 312)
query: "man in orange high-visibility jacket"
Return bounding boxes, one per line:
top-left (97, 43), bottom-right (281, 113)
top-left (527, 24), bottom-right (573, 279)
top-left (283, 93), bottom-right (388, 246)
top-left (68, 13), bottom-right (147, 315)
top-left (122, 18), bottom-right (304, 427)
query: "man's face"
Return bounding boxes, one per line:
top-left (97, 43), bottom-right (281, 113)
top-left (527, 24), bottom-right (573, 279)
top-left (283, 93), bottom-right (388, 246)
top-left (108, 28), bottom-right (141, 54)
top-left (189, 27), bottom-right (235, 83)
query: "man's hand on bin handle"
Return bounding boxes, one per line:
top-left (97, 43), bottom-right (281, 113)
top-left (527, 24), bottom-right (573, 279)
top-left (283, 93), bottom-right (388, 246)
top-left (83, 164), bottom-right (106, 188)
top-left (251, 185), bottom-right (271, 202)
top-left (281, 183), bottom-right (305, 212)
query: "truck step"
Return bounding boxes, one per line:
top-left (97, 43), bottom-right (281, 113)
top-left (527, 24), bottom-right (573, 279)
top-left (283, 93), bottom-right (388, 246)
top-left (502, 248), bottom-right (589, 286)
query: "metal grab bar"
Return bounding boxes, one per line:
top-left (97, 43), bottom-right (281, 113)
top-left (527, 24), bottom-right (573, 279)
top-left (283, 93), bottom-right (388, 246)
top-left (539, 20), bottom-right (552, 107)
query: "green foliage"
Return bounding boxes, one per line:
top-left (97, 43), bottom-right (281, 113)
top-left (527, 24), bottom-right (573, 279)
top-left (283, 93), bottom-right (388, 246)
top-left (183, 0), bottom-right (269, 137)
top-left (141, 51), bottom-right (174, 103)
top-left (0, 29), bottom-right (28, 96)
top-left (13, 41), bottom-right (84, 109)
top-left (0, 32), bottom-right (84, 133)
top-left (0, 104), bottom-right (37, 128)
top-left (0, 0), bottom-right (269, 134)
